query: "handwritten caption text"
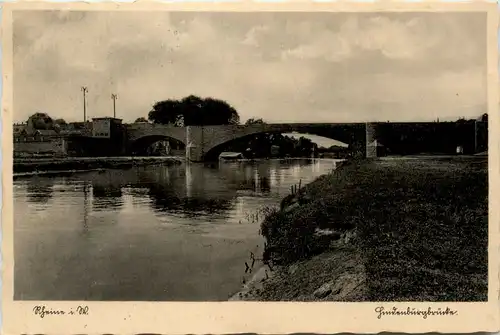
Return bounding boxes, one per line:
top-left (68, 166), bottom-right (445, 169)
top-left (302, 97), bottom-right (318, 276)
top-left (33, 305), bottom-right (89, 319)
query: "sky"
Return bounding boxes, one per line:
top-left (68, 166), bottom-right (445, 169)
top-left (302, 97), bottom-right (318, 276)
top-left (12, 10), bottom-right (487, 127)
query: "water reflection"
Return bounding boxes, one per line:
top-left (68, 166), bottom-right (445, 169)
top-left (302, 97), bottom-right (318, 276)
top-left (257, 163), bottom-right (272, 193)
top-left (217, 161), bottom-right (277, 195)
top-left (81, 181), bottom-right (91, 236)
top-left (21, 159), bottom-right (326, 220)
top-left (126, 163), bottom-right (279, 216)
top-left (14, 159), bottom-right (339, 301)
top-left (92, 171), bottom-right (124, 211)
top-left (26, 177), bottom-right (54, 205)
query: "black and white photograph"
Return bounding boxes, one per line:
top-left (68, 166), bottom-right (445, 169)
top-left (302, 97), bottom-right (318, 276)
top-left (2, 1), bottom-right (499, 333)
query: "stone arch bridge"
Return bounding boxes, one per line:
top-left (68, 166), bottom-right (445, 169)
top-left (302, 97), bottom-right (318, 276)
top-left (125, 123), bottom-right (378, 162)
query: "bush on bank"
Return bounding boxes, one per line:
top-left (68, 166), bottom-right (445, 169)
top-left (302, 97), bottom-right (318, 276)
top-left (259, 157), bottom-right (488, 301)
top-left (261, 160), bottom-right (359, 265)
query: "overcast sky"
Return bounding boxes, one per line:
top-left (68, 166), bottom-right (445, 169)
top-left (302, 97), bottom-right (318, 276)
top-left (13, 10), bottom-right (487, 125)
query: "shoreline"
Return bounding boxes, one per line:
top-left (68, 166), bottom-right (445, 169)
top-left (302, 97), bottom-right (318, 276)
top-left (228, 262), bottom-right (272, 301)
top-left (228, 159), bottom-right (348, 301)
top-left (234, 156), bottom-right (488, 301)
top-left (13, 156), bottom-right (184, 177)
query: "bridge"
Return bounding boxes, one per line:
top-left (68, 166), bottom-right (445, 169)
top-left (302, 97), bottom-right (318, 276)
top-left (125, 122), bottom-right (379, 162)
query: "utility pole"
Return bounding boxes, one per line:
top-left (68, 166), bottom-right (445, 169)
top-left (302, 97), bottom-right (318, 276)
top-left (81, 86), bottom-right (88, 122)
top-left (111, 93), bottom-right (118, 118)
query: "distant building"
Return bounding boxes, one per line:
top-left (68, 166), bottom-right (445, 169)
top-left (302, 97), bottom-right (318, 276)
top-left (13, 123), bottom-right (27, 134)
top-left (73, 117), bottom-right (127, 156)
top-left (33, 129), bottom-right (58, 141)
top-left (14, 128), bottom-right (59, 143)
top-left (13, 127), bottom-right (67, 158)
top-left (92, 117), bottom-right (123, 138)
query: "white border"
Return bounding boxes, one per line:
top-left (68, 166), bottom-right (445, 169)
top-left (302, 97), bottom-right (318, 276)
top-left (2, 2), bottom-right (499, 334)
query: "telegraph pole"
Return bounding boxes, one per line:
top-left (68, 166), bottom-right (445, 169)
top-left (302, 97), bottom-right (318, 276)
top-left (111, 93), bottom-right (118, 118)
top-left (81, 86), bottom-right (88, 122)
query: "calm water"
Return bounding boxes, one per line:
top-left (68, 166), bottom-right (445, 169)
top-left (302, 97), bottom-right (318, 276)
top-left (14, 159), bottom-right (339, 301)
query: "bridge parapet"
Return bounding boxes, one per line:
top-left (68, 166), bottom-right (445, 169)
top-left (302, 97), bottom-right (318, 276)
top-left (126, 123), bottom-right (187, 144)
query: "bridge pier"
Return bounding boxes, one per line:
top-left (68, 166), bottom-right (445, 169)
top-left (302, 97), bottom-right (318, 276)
top-left (365, 123), bottom-right (377, 158)
top-left (185, 126), bottom-right (204, 162)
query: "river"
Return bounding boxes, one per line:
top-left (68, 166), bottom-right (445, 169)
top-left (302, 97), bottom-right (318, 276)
top-left (14, 158), bottom-right (340, 301)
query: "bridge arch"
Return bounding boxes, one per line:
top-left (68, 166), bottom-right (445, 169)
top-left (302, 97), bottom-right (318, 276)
top-left (197, 123), bottom-right (367, 161)
top-left (202, 132), bottom-right (277, 161)
top-left (128, 135), bottom-right (186, 156)
top-left (126, 123), bottom-right (187, 156)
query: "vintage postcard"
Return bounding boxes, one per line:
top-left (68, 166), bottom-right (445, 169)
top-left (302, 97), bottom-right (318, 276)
top-left (2, 1), bottom-right (499, 334)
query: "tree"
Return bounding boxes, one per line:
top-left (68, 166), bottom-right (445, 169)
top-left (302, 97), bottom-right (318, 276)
top-left (135, 117), bottom-right (148, 123)
top-left (148, 95), bottom-right (240, 126)
top-left (245, 118), bottom-right (265, 125)
top-left (296, 136), bottom-right (315, 156)
top-left (27, 112), bottom-right (54, 130)
top-left (54, 118), bottom-right (67, 126)
top-left (198, 97), bottom-right (240, 126)
top-left (149, 99), bottom-right (182, 125)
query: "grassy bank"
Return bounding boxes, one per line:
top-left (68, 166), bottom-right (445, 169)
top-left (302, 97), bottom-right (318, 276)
top-left (250, 156), bottom-right (488, 301)
top-left (14, 156), bottom-right (183, 175)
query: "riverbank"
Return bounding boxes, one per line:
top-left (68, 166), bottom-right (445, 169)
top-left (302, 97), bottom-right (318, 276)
top-left (237, 156), bottom-right (488, 301)
top-left (13, 156), bottom-right (184, 176)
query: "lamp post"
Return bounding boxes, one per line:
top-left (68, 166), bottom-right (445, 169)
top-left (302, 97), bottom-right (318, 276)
top-left (81, 86), bottom-right (88, 122)
top-left (111, 94), bottom-right (118, 118)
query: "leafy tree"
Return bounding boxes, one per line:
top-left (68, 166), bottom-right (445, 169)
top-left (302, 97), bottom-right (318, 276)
top-left (148, 95), bottom-right (240, 126)
top-left (135, 117), bottom-right (148, 123)
top-left (27, 112), bottom-right (54, 130)
top-left (296, 136), bottom-right (316, 156)
top-left (54, 118), bottom-right (67, 126)
top-left (148, 99), bottom-right (182, 125)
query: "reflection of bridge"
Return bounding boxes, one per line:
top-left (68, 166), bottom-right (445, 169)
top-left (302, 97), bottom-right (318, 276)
top-left (126, 123), bottom-right (377, 162)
